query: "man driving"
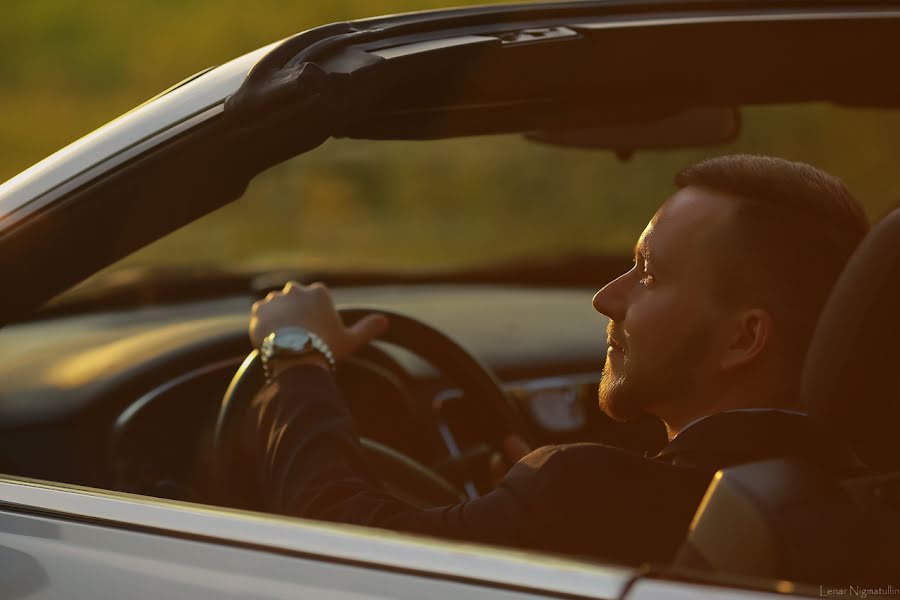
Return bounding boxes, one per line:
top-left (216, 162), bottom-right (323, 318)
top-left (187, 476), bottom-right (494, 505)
top-left (239, 154), bottom-right (869, 564)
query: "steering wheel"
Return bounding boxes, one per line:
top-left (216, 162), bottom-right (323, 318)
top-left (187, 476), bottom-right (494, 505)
top-left (213, 308), bottom-right (532, 510)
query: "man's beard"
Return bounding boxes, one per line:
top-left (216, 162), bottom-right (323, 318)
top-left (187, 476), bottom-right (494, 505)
top-left (599, 326), bottom-right (714, 422)
top-left (599, 358), bottom-right (652, 421)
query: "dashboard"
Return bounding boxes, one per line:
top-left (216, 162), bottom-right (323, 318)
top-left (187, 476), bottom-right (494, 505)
top-left (0, 284), bottom-right (667, 499)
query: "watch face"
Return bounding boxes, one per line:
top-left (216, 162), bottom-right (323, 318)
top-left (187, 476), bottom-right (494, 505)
top-left (277, 331), bottom-right (312, 353)
top-left (261, 327), bottom-right (334, 372)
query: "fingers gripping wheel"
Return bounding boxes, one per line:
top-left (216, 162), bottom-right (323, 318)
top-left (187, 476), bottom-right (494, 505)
top-left (214, 308), bottom-right (531, 509)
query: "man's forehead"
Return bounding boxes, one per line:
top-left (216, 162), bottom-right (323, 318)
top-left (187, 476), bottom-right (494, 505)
top-left (638, 186), bottom-right (739, 261)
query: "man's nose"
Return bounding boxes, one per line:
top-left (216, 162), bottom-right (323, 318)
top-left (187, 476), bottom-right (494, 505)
top-left (592, 273), bottom-right (629, 321)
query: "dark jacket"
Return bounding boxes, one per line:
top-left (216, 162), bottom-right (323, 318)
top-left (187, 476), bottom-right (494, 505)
top-left (240, 364), bottom-right (854, 565)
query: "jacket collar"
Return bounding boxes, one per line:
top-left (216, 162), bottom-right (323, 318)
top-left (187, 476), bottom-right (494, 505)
top-left (650, 410), bottom-right (864, 474)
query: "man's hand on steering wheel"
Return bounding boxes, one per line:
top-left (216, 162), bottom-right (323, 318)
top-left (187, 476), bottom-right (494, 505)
top-left (249, 281), bottom-right (390, 373)
top-left (248, 281), bottom-right (531, 480)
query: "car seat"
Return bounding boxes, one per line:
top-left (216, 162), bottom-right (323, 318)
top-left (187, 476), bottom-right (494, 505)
top-left (673, 206), bottom-right (900, 585)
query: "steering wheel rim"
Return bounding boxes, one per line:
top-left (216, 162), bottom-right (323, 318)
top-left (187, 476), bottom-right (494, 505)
top-left (213, 307), bottom-right (531, 509)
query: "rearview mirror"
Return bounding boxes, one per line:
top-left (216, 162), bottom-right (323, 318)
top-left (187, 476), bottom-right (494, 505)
top-left (526, 106), bottom-right (740, 157)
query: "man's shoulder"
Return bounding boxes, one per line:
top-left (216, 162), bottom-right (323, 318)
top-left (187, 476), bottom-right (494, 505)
top-left (506, 442), bottom-right (685, 490)
top-left (498, 442), bottom-right (712, 558)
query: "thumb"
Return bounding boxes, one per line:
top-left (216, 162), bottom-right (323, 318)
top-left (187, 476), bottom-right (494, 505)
top-left (502, 434), bottom-right (531, 463)
top-left (346, 313), bottom-right (389, 352)
top-left (489, 451), bottom-right (508, 486)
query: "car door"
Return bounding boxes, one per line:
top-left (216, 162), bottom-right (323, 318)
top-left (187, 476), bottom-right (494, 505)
top-left (0, 475), bottom-right (634, 599)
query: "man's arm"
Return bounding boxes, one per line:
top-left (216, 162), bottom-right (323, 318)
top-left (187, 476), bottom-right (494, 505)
top-left (243, 280), bottom-right (542, 546)
top-left (240, 361), bottom-right (540, 547)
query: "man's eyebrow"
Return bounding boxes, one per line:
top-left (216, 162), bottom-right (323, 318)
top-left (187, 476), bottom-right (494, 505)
top-left (633, 240), bottom-right (651, 264)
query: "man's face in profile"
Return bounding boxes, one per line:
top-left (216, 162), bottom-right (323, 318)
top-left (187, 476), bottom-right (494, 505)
top-left (593, 186), bottom-right (737, 424)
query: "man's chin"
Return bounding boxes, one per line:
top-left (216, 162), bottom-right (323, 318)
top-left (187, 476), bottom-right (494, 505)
top-left (599, 375), bottom-right (647, 422)
top-left (599, 394), bottom-right (641, 422)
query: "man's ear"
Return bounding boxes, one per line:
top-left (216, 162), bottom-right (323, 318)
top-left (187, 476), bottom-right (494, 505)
top-left (719, 308), bottom-right (772, 371)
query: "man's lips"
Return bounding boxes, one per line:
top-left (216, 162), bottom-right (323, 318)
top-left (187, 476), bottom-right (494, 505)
top-left (607, 337), bottom-right (624, 353)
top-left (606, 323), bottom-right (626, 354)
top-left (606, 340), bottom-right (624, 368)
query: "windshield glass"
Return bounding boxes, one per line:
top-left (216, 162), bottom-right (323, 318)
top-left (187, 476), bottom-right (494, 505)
top-left (65, 102), bottom-right (900, 291)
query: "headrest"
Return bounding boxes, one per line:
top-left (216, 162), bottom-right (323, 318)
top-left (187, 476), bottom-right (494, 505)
top-left (802, 207), bottom-right (900, 471)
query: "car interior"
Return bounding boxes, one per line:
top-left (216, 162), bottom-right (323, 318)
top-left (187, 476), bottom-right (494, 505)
top-left (1, 4), bottom-right (900, 593)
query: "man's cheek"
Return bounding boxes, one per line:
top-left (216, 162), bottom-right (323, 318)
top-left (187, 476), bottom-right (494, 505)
top-left (632, 295), bottom-right (695, 342)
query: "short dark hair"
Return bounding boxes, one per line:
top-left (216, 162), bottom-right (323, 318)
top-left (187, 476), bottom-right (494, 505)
top-left (675, 154), bottom-right (869, 375)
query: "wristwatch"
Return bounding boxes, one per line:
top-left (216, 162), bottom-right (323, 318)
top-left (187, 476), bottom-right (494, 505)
top-left (259, 327), bottom-right (336, 382)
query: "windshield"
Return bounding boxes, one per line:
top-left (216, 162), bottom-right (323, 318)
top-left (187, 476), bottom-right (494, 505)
top-left (64, 102), bottom-right (900, 293)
